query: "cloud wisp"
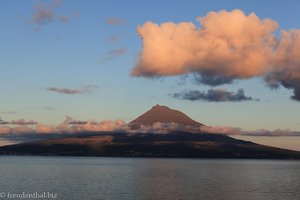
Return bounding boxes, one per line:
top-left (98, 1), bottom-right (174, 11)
top-left (199, 126), bottom-right (300, 137)
top-left (32, 4), bottom-right (54, 26)
top-left (10, 119), bottom-right (38, 125)
top-left (42, 106), bottom-right (54, 111)
top-left (105, 17), bottom-right (126, 25)
top-left (58, 15), bottom-right (69, 23)
top-left (106, 35), bottom-right (121, 43)
top-left (0, 118), bottom-right (8, 125)
top-left (28, 0), bottom-right (79, 31)
top-left (54, 0), bottom-right (62, 8)
top-left (0, 111), bottom-right (18, 115)
top-left (131, 9), bottom-right (300, 101)
top-left (102, 47), bottom-right (127, 62)
top-left (46, 87), bottom-right (81, 94)
top-left (0, 118), bottom-right (37, 125)
top-left (46, 85), bottom-right (98, 95)
top-left (172, 88), bottom-right (257, 102)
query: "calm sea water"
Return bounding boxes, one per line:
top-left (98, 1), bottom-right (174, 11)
top-left (0, 156), bottom-right (299, 200)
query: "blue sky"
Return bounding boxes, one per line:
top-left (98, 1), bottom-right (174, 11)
top-left (1, 0), bottom-right (300, 132)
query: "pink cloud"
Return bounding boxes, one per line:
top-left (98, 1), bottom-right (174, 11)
top-left (32, 4), bottom-right (54, 25)
top-left (132, 9), bottom-right (300, 101)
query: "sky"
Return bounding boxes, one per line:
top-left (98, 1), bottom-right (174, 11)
top-left (1, 0), bottom-right (300, 149)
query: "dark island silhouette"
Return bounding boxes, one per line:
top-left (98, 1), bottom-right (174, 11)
top-left (1, 105), bottom-right (300, 159)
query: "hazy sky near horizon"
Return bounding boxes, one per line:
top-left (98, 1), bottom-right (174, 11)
top-left (1, 0), bottom-right (300, 132)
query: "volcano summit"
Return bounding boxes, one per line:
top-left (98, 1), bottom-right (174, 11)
top-left (129, 104), bottom-right (203, 130)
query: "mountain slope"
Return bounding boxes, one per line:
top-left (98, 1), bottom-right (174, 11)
top-left (1, 132), bottom-right (300, 159)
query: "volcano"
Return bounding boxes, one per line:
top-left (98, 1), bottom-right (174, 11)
top-left (129, 104), bottom-right (203, 129)
top-left (1, 105), bottom-right (300, 159)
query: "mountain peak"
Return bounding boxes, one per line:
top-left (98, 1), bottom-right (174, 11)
top-left (129, 105), bottom-right (204, 129)
top-left (152, 104), bottom-right (170, 110)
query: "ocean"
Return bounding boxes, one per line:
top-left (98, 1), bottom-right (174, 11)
top-left (0, 156), bottom-right (299, 200)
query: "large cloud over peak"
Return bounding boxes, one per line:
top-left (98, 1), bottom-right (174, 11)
top-left (265, 29), bottom-right (300, 100)
top-left (132, 9), bottom-right (277, 78)
top-left (131, 9), bottom-right (300, 101)
top-left (197, 10), bottom-right (278, 44)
